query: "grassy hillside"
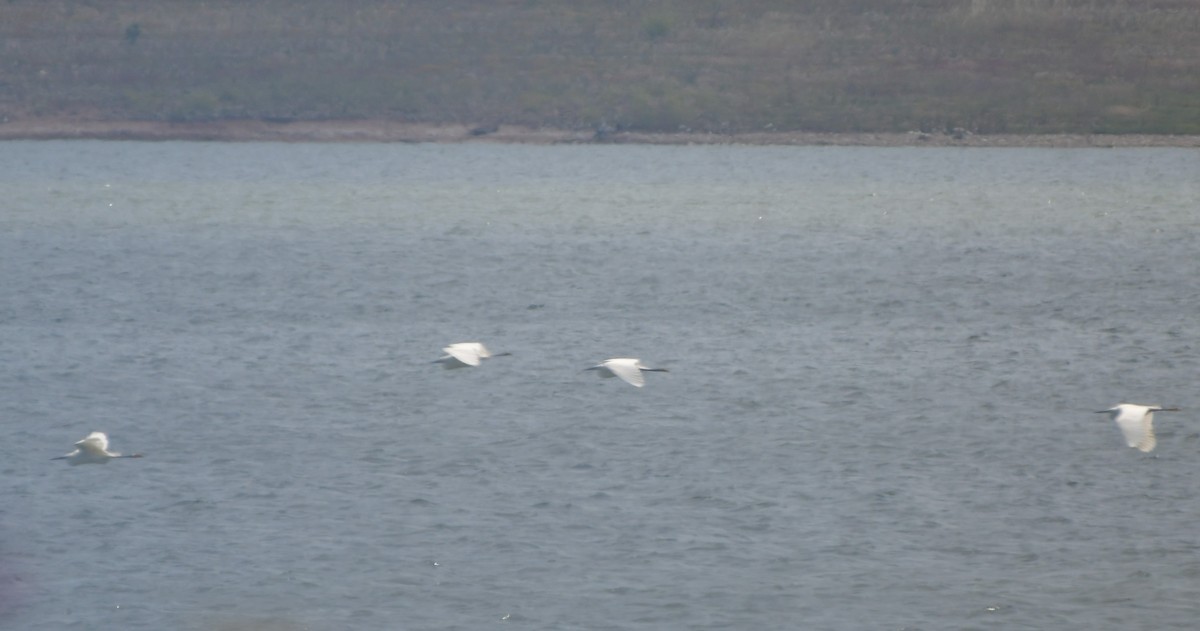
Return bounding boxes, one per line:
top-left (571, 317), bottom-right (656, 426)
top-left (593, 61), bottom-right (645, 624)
top-left (2, 0), bottom-right (1198, 135)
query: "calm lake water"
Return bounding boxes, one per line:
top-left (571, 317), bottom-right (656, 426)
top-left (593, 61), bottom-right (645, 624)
top-left (1, 141), bottom-right (1198, 630)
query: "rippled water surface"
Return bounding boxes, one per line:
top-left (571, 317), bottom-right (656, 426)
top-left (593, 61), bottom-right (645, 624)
top-left (2, 141), bottom-right (1198, 630)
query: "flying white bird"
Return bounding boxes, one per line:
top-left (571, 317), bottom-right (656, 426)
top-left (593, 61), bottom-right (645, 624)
top-left (585, 357), bottom-right (668, 388)
top-left (1096, 403), bottom-right (1181, 452)
top-left (52, 432), bottom-right (143, 465)
top-left (435, 342), bottom-right (511, 369)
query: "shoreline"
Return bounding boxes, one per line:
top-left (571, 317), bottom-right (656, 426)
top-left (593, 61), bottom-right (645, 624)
top-left (1, 118), bottom-right (1198, 147)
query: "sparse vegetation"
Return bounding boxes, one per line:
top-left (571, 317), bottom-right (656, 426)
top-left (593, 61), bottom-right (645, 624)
top-left (1, 0), bottom-right (1198, 135)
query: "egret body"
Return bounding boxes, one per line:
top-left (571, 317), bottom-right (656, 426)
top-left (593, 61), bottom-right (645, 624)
top-left (1096, 403), bottom-right (1180, 452)
top-left (585, 358), bottom-right (668, 388)
top-left (435, 342), bottom-right (511, 369)
top-left (53, 432), bottom-right (142, 465)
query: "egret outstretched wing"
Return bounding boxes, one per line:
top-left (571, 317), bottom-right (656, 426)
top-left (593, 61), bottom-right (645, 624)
top-left (604, 359), bottom-right (647, 387)
top-left (443, 343), bottom-right (486, 367)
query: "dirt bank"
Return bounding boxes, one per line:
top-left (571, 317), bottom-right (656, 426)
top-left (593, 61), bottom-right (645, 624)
top-left (2, 118), bottom-right (1198, 147)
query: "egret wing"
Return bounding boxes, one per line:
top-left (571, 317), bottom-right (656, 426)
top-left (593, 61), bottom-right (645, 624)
top-left (605, 359), bottom-right (646, 387)
top-left (443, 344), bottom-right (483, 366)
top-left (1115, 409), bottom-right (1156, 452)
top-left (469, 343), bottom-right (493, 359)
top-left (76, 432), bottom-right (110, 456)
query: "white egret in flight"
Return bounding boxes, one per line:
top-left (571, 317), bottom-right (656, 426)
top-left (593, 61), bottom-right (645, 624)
top-left (1096, 403), bottom-right (1181, 452)
top-left (435, 342), bottom-right (511, 369)
top-left (53, 432), bottom-right (142, 465)
top-left (585, 358), bottom-right (668, 388)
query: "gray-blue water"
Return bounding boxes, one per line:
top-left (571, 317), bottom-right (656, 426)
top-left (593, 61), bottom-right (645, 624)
top-left (2, 141), bottom-right (1198, 630)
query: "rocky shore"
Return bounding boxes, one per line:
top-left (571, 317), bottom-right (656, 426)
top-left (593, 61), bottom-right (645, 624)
top-left (2, 118), bottom-right (1198, 147)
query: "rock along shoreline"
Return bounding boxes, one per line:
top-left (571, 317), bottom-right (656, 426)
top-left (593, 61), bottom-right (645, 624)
top-left (2, 118), bottom-right (1198, 148)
